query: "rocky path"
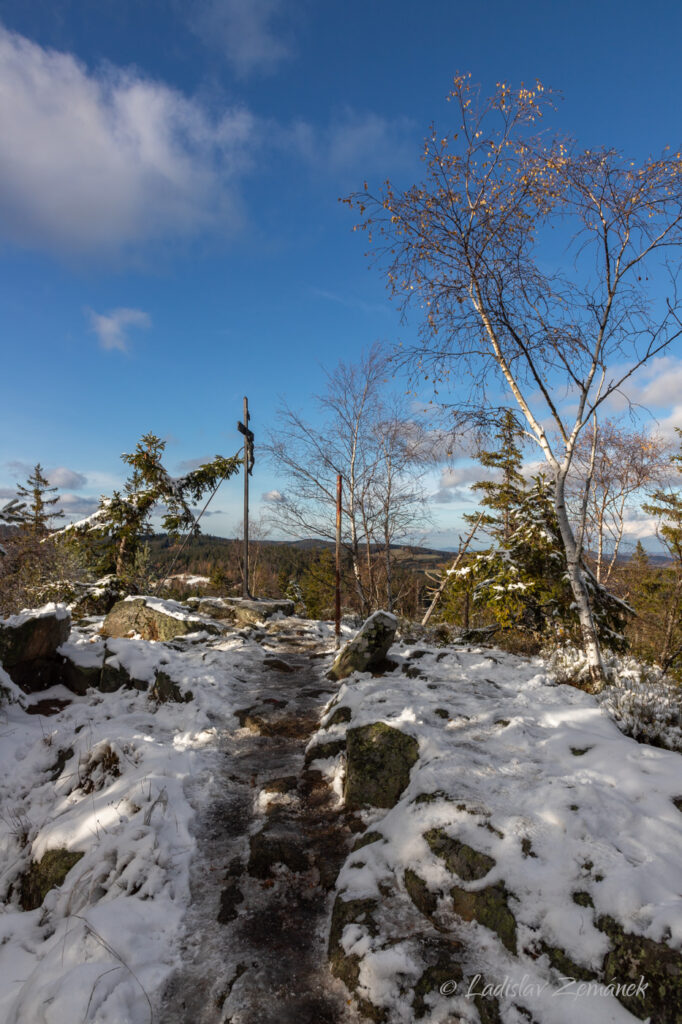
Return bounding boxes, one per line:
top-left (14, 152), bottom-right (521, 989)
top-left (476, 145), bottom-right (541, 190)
top-left (157, 622), bottom-right (362, 1024)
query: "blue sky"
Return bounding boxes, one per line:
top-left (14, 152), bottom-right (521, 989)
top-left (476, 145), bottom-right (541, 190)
top-left (2, 0), bottom-right (682, 548)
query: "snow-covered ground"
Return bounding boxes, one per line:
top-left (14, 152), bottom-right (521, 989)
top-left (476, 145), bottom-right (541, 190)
top-left (1, 612), bottom-right (680, 1024)
top-left (310, 642), bottom-right (682, 1023)
top-left (0, 614), bottom-right (336, 1024)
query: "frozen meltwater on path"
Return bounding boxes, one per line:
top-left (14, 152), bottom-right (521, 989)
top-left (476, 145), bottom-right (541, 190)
top-left (157, 621), bottom-right (363, 1024)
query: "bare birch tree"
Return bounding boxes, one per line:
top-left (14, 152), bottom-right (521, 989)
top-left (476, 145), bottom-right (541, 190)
top-left (346, 74), bottom-right (682, 689)
top-left (570, 421), bottom-right (667, 583)
top-left (265, 345), bottom-right (432, 615)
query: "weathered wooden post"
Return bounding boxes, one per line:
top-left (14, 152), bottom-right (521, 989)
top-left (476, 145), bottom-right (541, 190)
top-left (335, 474), bottom-right (342, 648)
top-left (237, 397), bottom-right (254, 599)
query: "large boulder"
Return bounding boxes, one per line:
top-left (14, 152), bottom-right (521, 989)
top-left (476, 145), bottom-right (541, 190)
top-left (328, 611), bottom-right (397, 681)
top-left (101, 597), bottom-right (215, 641)
top-left (0, 605), bottom-right (71, 667)
top-left (0, 604), bottom-right (71, 692)
top-left (344, 722), bottom-right (419, 809)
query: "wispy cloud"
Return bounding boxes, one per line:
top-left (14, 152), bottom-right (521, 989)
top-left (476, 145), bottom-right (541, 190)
top-left (5, 460), bottom-right (32, 479)
top-left (262, 489), bottom-right (284, 503)
top-left (189, 0), bottom-right (295, 78)
top-left (0, 25), bottom-right (257, 254)
top-left (47, 467), bottom-right (87, 489)
top-left (87, 308), bottom-right (151, 352)
top-left (287, 108), bottom-right (417, 179)
top-left (309, 287), bottom-right (388, 317)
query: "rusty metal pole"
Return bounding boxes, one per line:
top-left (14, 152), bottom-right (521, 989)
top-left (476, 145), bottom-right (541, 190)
top-left (335, 474), bottom-right (342, 648)
top-left (243, 396), bottom-right (250, 599)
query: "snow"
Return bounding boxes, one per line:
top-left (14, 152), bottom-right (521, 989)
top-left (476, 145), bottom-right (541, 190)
top-left (0, 616), bottom-right (288, 1024)
top-left (2, 601), bottom-right (71, 628)
top-left (122, 594), bottom-right (202, 622)
top-left (312, 641), bottom-right (682, 1023)
top-left (166, 573), bottom-right (211, 588)
top-left (1, 612), bottom-right (680, 1024)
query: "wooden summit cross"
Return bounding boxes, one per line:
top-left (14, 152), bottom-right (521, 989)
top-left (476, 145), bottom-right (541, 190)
top-left (237, 396), bottom-right (255, 599)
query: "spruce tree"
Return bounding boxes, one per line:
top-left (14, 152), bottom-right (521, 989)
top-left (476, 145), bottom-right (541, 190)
top-left (58, 433), bottom-right (241, 587)
top-left (467, 474), bottom-right (630, 650)
top-left (468, 411), bottom-right (526, 542)
top-left (16, 464), bottom-right (63, 534)
top-left (641, 432), bottom-right (682, 670)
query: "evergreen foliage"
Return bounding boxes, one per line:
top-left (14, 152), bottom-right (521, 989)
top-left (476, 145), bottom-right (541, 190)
top-left (641, 430), bottom-right (682, 671)
top-left (458, 475), bottom-right (631, 649)
top-left (468, 411), bottom-right (526, 542)
top-left (57, 433), bottom-right (241, 586)
top-left (16, 464), bottom-right (63, 534)
top-left (0, 465), bottom-right (89, 614)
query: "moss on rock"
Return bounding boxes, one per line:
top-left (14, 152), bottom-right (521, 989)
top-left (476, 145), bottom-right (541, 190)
top-left (412, 941), bottom-right (463, 1018)
top-left (327, 706), bottom-right (352, 726)
top-left (327, 611), bottom-right (397, 681)
top-left (20, 848), bottom-right (84, 910)
top-left (425, 828), bottom-right (496, 881)
top-left (304, 737), bottom-right (346, 764)
top-left (102, 598), bottom-right (213, 641)
top-left (539, 940), bottom-right (597, 983)
top-left (328, 895), bottom-right (378, 992)
top-left (353, 831), bottom-right (383, 852)
top-left (404, 868), bottom-right (438, 918)
top-left (344, 723), bottom-right (419, 809)
top-left (450, 883), bottom-right (517, 954)
top-left (598, 915), bottom-right (682, 1023)
top-left (150, 670), bottom-right (193, 703)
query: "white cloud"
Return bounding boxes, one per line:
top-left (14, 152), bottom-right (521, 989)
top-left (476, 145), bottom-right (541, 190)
top-left (59, 494), bottom-right (100, 520)
top-left (262, 489), bottom-right (284, 503)
top-left (0, 25), bottom-right (256, 254)
top-left (87, 308), bottom-right (151, 352)
top-left (609, 356), bottom-right (682, 437)
top-left (190, 0), bottom-right (294, 78)
top-left (655, 404), bottom-right (682, 439)
top-left (621, 514), bottom-right (661, 542)
top-left (627, 356), bottom-right (682, 409)
top-left (47, 467), bottom-right (87, 489)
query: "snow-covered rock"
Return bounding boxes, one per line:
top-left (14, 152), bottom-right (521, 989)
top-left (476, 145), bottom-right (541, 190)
top-left (0, 603), bottom-right (71, 692)
top-left (328, 610), bottom-right (397, 680)
top-left (101, 595), bottom-right (219, 640)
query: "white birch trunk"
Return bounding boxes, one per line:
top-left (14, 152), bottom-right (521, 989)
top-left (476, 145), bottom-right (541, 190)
top-left (555, 470), bottom-right (607, 692)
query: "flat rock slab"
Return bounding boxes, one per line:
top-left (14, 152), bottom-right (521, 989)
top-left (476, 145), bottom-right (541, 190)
top-left (223, 597), bottom-right (295, 626)
top-left (328, 610), bottom-right (397, 681)
top-left (101, 597), bottom-right (215, 641)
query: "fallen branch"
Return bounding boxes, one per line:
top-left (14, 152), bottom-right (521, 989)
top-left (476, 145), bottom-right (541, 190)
top-left (421, 512), bottom-right (484, 626)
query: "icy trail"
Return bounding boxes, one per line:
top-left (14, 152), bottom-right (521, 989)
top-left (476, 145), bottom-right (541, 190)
top-left (157, 621), bottom-right (362, 1024)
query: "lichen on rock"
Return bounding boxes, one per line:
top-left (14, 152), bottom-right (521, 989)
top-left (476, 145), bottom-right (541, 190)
top-left (19, 848), bottom-right (84, 911)
top-left (327, 611), bottom-right (397, 681)
top-left (344, 722), bottom-right (419, 809)
top-left (425, 828), bottom-right (496, 881)
top-left (598, 914), bottom-right (682, 1023)
top-left (450, 883), bottom-right (518, 954)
